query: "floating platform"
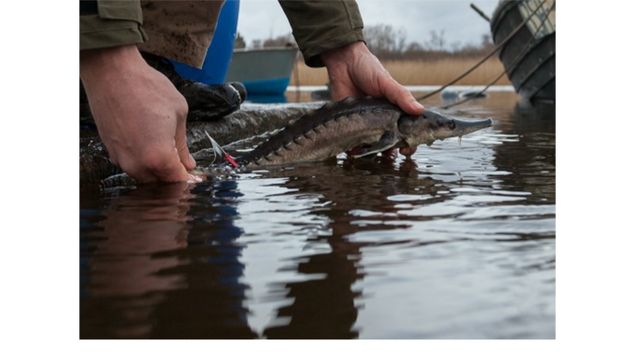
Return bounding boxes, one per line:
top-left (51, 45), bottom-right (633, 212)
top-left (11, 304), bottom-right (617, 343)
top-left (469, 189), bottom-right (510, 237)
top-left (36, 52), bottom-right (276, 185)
top-left (226, 47), bottom-right (298, 96)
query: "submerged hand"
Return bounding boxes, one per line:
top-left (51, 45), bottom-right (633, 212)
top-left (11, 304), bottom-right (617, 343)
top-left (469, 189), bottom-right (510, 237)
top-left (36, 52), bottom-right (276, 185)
top-left (320, 41), bottom-right (424, 158)
top-left (81, 45), bottom-right (199, 183)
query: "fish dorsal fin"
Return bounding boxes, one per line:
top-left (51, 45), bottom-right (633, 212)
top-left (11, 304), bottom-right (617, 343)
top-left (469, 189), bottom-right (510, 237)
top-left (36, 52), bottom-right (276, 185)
top-left (240, 97), bottom-right (399, 163)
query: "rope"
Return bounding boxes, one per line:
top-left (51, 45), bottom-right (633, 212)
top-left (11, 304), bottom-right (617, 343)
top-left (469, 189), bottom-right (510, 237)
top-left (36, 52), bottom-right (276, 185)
top-left (441, 2), bottom-right (554, 109)
top-left (293, 49), bottom-right (301, 102)
top-left (415, 0), bottom-right (547, 103)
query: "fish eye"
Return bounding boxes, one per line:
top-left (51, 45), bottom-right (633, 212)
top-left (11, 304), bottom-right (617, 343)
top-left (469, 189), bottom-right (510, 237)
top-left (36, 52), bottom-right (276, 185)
top-left (449, 120), bottom-right (456, 130)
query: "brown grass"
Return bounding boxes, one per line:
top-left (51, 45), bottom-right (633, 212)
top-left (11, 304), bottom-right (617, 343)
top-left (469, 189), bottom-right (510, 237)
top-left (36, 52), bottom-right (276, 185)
top-left (290, 57), bottom-right (511, 87)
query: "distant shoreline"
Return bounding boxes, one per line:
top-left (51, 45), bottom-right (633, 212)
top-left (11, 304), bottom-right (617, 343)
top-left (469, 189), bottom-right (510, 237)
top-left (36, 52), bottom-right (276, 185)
top-left (287, 85), bottom-right (515, 92)
top-left (290, 57), bottom-right (512, 87)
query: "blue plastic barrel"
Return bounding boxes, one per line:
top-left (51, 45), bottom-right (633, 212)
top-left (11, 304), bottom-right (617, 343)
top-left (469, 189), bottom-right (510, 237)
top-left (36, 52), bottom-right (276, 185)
top-left (170, 0), bottom-right (240, 85)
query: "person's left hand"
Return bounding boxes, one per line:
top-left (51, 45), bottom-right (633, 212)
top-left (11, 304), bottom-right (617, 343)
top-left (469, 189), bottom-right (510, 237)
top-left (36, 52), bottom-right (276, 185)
top-left (321, 41), bottom-right (424, 158)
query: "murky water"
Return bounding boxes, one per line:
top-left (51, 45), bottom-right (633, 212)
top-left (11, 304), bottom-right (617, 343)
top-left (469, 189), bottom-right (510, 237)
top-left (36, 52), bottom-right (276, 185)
top-left (80, 91), bottom-right (555, 339)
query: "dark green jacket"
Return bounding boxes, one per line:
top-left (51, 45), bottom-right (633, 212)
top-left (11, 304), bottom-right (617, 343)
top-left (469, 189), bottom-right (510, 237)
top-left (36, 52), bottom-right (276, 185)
top-left (278, 0), bottom-right (364, 67)
top-left (80, 0), bottom-right (147, 51)
top-left (80, 0), bottom-right (365, 67)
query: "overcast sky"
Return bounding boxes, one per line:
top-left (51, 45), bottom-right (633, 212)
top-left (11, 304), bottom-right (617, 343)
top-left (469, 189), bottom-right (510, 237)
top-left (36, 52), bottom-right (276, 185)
top-left (236, 0), bottom-right (500, 49)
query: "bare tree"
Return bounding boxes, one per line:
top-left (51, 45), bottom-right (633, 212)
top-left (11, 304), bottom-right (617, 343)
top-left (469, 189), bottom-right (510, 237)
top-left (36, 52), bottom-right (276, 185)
top-left (364, 24), bottom-right (408, 59)
top-left (262, 33), bottom-right (296, 48)
top-left (424, 30), bottom-right (446, 51)
top-left (234, 32), bottom-right (246, 49)
top-left (450, 41), bottom-right (463, 53)
top-left (248, 25), bottom-right (494, 60)
top-left (480, 33), bottom-right (495, 52)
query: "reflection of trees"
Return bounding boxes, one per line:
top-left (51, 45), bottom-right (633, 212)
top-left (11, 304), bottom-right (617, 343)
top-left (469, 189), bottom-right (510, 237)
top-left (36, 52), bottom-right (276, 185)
top-left (80, 181), bottom-right (256, 338)
top-left (260, 159), bottom-right (451, 338)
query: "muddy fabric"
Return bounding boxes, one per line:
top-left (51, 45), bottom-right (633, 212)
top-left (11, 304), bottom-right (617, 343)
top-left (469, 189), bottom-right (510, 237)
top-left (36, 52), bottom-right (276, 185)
top-left (137, 1), bottom-right (225, 68)
top-left (278, 0), bottom-right (365, 67)
top-left (80, 0), bottom-right (365, 68)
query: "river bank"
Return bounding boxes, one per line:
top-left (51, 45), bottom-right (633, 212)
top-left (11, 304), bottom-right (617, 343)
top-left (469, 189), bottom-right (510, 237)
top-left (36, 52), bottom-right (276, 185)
top-left (290, 57), bottom-right (511, 87)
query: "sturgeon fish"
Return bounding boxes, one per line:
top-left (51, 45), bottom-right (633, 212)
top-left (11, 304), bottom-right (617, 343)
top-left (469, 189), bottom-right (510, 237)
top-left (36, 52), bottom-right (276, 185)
top-left (229, 97), bottom-right (492, 168)
top-left (102, 97), bottom-right (492, 187)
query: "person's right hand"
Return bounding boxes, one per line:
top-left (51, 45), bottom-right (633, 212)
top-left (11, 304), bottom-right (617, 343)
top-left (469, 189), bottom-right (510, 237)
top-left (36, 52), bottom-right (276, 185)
top-left (320, 42), bottom-right (423, 159)
top-left (81, 45), bottom-right (199, 183)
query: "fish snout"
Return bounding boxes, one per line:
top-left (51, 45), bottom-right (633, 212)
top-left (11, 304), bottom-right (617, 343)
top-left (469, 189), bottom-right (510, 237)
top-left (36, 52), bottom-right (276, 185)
top-left (456, 117), bottom-right (493, 133)
top-left (436, 117), bottom-right (493, 140)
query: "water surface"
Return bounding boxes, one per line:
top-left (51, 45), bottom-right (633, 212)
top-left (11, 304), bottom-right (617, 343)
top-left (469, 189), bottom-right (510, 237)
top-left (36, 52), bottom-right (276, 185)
top-left (80, 91), bottom-right (555, 338)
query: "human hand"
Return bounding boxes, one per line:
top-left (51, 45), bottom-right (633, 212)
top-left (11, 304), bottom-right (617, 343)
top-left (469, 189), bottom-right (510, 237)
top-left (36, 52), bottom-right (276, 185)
top-left (81, 45), bottom-right (200, 183)
top-left (320, 41), bottom-right (423, 158)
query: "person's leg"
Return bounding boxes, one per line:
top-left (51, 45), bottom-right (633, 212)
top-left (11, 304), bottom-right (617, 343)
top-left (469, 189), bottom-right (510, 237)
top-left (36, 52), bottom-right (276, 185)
top-left (141, 51), bottom-right (246, 120)
top-left (138, 0), bottom-right (245, 120)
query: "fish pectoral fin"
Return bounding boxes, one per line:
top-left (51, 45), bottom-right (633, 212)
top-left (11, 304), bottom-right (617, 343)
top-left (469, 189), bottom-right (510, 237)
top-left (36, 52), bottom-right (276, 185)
top-left (352, 132), bottom-right (400, 158)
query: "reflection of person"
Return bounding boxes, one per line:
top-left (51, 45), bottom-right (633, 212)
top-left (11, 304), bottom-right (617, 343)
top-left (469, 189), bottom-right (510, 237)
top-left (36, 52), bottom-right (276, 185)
top-left (80, 181), bottom-right (257, 338)
top-left (80, 1), bottom-right (424, 183)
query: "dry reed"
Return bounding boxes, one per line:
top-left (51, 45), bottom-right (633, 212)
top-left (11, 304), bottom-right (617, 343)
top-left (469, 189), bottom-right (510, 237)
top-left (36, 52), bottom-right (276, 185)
top-left (290, 57), bottom-right (511, 87)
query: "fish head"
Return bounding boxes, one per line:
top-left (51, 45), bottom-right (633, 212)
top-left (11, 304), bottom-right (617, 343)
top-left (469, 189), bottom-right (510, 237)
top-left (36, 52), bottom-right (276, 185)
top-left (397, 109), bottom-right (493, 147)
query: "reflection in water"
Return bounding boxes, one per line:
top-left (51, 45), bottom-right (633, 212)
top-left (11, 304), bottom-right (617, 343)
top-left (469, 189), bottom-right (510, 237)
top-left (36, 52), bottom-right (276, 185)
top-left (81, 181), bottom-right (256, 338)
top-left (80, 92), bottom-right (555, 338)
top-left (259, 160), bottom-right (447, 339)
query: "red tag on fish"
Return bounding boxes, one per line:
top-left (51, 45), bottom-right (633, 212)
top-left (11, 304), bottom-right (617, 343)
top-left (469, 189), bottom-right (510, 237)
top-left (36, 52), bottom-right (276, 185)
top-left (225, 154), bottom-right (238, 168)
top-left (205, 130), bottom-right (239, 168)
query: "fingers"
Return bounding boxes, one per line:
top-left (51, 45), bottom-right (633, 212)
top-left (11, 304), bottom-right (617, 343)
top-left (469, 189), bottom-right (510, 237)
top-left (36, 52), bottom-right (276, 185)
top-left (118, 146), bottom-right (190, 183)
top-left (134, 95), bottom-right (194, 182)
top-left (380, 147), bottom-right (417, 160)
top-left (399, 147), bottom-right (417, 157)
top-left (346, 146), bottom-right (364, 157)
top-left (381, 148), bottom-right (398, 160)
top-left (158, 148), bottom-right (192, 183)
top-left (188, 173), bottom-right (205, 183)
top-left (174, 111), bottom-right (197, 171)
top-left (382, 78), bottom-right (424, 116)
top-left (348, 147), bottom-right (416, 161)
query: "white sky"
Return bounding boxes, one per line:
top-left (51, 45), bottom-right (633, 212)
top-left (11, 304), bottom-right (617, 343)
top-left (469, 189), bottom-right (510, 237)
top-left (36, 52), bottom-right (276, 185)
top-left (237, 0), bottom-right (500, 49)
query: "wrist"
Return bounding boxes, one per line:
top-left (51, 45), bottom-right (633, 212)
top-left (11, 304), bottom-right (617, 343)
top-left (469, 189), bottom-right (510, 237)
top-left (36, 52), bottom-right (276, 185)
top-left (80, 45), bottom-right (145, 83)
top-left (320, 41), bottom-right (368, 68)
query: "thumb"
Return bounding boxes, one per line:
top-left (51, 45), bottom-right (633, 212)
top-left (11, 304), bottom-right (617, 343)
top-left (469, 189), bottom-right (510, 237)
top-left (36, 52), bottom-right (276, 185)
top-left (382, 78), bottom-right (425, 115)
